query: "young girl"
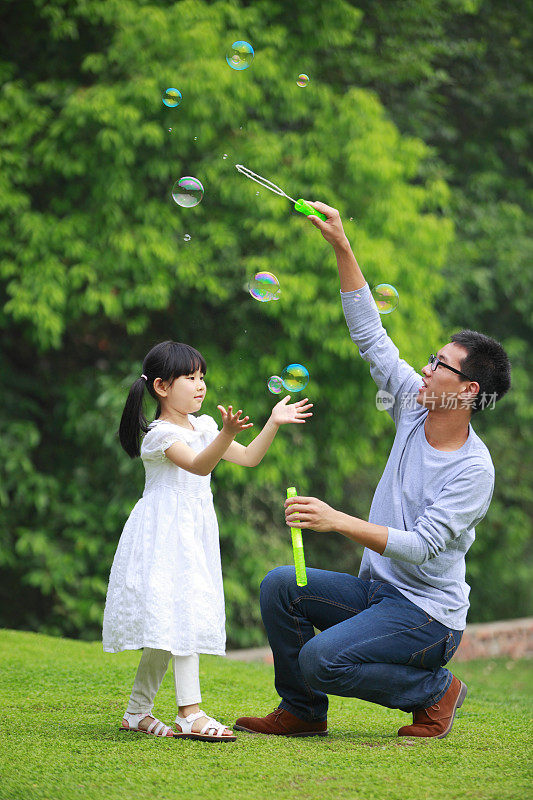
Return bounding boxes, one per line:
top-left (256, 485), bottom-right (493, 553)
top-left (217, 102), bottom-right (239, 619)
top-left (102, 340), bottom-right (312, 741)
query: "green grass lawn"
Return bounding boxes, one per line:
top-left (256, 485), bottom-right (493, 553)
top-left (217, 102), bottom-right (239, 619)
top-left (1, 629), bottom-right (531, 800)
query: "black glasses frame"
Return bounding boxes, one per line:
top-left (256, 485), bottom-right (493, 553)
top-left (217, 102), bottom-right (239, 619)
top-left (428, 354), bottom-right (474, 382)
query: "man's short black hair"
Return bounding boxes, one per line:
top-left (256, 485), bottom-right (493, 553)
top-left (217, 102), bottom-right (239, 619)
top-left (450, 330), bottom-right (511, 414)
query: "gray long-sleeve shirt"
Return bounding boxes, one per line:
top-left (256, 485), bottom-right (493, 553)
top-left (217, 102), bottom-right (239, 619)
top-left (341, 283), bottom-right (494, 630)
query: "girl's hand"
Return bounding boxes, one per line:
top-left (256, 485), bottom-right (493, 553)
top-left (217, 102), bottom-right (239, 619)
top-left (271, 396), bottom-right (313, 426)
top-left (284, 495), bottom-right (338, 533)
top-left (217, 405), bottom-right (254, 436)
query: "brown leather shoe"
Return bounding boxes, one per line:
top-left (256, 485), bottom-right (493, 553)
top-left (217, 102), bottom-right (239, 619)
top-left (234, 708), bottom-right (328, 737)
top-left (398, 674), bottom-right (467, 739)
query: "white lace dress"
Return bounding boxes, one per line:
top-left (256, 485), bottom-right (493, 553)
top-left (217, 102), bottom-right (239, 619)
top-left (102, 414), bottom-right (226, 656)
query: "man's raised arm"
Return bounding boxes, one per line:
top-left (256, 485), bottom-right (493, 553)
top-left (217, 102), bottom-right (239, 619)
top-left (306, 202), bottom-right (421, 420)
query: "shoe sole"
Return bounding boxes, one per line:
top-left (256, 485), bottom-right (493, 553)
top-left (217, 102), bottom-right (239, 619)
top-left (436, 680), bottom-right (468, 739)
top-left (233, 724), bottom-right (328, 737)
top-left (175, 732), bottom-right (237, 742)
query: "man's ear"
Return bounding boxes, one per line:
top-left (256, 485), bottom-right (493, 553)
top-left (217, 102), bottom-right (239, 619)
top-left (458, 381), bottom-right (480, 401)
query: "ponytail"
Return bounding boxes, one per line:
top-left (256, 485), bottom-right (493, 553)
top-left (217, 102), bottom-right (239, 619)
top-left (118, 377), bottom-right (150, 458)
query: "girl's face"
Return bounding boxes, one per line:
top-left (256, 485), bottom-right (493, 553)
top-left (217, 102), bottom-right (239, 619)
top-left (155, 368), bottom-right (206, 414)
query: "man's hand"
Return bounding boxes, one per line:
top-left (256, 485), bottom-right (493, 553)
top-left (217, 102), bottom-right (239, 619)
top-left (284, 495), bottom-right (339, 532)
top-left (270, 396), bottom-right (313, 426)
top-left (305, 201), bottom-right (349, 249)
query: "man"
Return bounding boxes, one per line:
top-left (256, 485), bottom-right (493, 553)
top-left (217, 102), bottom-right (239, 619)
top-left (235, 202), bottom-right (511, 739)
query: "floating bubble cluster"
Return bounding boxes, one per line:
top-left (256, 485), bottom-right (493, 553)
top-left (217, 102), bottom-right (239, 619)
top-left (297, 74), bottom-right (309, 87)
top-left (172, 176), bottom-right (204, 208)
top-left (372, 283), bottom-right (399, 314)
top-left (268, 375), bottom-right (283, 394)
top-left (248, 272), bottom-right (281, 302)
top-left (226, 41), bottom-right (254, 71)
top-left (281, 364), bottom-right (309, 392)
top-left (162, 88), bottom-right (182, 108)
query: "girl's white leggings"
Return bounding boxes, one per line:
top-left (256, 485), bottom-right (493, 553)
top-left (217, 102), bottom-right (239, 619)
top-left (126, 648), bottom-right (201, 714)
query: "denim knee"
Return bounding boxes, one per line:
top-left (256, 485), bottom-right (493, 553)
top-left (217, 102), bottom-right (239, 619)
top-left (298, 638), bottom-right (328, 691)
top-left (259, 566), bottom-right (295, 612)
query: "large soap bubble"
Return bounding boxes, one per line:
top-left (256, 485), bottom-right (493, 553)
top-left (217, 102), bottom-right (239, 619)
top-left (248, 272), bottom-right (281, 302)
top-left (226, 41), bottom-right (254, 70)
top-left (162, 88), bottom-right (182, 108)
top-left (281, 364), bottom-right (309, 393)
top-left (268, 376), bottom-right (283, 394)
top-left (372, 283), bottom-right (399, 314)
top-left (172, 176), bottom-right (204, 208)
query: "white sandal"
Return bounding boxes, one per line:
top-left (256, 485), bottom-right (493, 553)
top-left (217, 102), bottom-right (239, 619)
top-left (119, 711), bottom-right (174, 738)
top-left (174, 710), bottom-right (237, 742)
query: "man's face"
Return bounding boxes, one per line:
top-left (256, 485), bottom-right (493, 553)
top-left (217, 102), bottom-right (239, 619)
top-left (416, 343), bottom-right (473, 411)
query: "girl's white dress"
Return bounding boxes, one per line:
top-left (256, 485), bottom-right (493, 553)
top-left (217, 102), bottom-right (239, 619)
top-left (102, 414), bottom-right (226, 656)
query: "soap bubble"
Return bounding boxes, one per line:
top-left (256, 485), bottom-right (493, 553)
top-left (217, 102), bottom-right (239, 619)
top-left (168, 128), bottom-right (172, 132)
top-left (172, 176), bottom-right (204, 208)
top-left (163, 88), bottom-right (182, 108)
top-left (226, 41), bottom-right (254, 70)
top-left (372, 283), bottom-right (399, 314)
top-left (248, 271), bottom-right (281, 302)
top-left (183, 234), bottom-right (191, 242)
top-left (268, 375), bottom-right (283, 394)
top-left (281, 364), bottom-right (309, 392)
top-left (193, 136), bottom-right (198, 141)
top-left (297, 73), bottom-right (309, 87)
top-left (222, 154), bottom-right (228, 159)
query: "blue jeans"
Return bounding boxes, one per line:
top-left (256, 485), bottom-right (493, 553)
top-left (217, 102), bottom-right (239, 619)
top-left (260, 566), bottom-right (463, 722)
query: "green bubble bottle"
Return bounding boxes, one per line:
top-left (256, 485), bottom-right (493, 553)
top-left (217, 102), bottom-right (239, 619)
top-left (287, 487), bottom-right (307, 586)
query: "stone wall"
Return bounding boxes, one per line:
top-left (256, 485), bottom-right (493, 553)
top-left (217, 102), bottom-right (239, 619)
top-left (227, 617), bottom-right (533, 664)
top-left (452, 617), bottom-right (533, 662)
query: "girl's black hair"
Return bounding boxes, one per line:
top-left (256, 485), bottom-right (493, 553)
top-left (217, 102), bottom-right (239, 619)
top-left (118, 341), bottom-right (207, 458)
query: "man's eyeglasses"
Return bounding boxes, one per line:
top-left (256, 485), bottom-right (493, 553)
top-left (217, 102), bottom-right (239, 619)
top-left (427, 354), bottom-right (474, 382)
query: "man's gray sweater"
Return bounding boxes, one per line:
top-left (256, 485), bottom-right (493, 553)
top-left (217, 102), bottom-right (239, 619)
top-left (341, 283), bottom-right (494, 630)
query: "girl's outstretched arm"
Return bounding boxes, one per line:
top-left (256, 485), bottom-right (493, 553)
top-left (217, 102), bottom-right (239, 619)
top-left (222, 396), bottom-right (313, 467)
top-left (165, 406), bottom-right (253, 475)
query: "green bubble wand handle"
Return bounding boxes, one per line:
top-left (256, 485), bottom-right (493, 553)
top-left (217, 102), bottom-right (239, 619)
top-left (287, 487), bottom-right (307, 586)
top-left (235, 164), bottom-right (327, 222)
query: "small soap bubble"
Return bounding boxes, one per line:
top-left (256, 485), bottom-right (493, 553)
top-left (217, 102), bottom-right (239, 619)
top-left (222, 154), bottom-right (228, 159)
top-left (193, 136), bottom-right (198, 141)
top-left (372, 283), bottom-right (399, 314)
top-left (281, 364), bottom-right (309, 393)
top-left (226, 41), bottom-right (254, 70)
top-left (297, 73), bottom-right (309, 87)
top-left (162, 88), bottom-right (182, 108)
top-left (168, 128), bottom-right (172, 132)
top-left (349, 217), bottom-right (353, 221)
top-left (183, 234), bottom-right (191, 242)
top-left (172, 176), bottom-right (204, 208)
top-left (255, 191), bottom-right (260, 195)
top-left (248, 271), bottom-right (281, 303)
top-left (268, 375), bottom-right (283, 394)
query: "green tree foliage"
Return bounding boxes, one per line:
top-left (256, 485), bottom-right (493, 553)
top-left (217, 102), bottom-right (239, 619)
top-left (262, 0), bottom-right (533, 621)
top-left (0, 0), bottom-right (529, 644)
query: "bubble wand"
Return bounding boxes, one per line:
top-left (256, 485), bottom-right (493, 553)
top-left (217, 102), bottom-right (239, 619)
top-left (287, 487), bottom-right (307, 586)
top-left (235, 164), bottom-right (327, 222)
